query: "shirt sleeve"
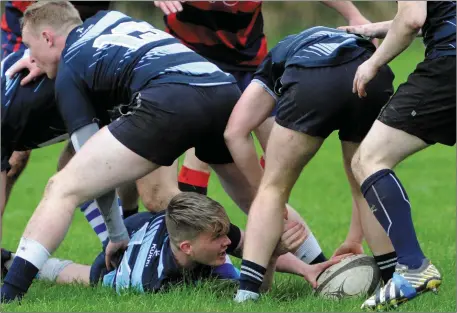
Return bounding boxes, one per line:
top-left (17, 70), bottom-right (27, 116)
top-left (251, 51), bottom-right (278, 101)
top-left (55, 63), bottom-right (97, 134)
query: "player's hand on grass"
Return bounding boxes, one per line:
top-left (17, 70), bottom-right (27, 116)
top-left (105, 239), bottom-right (129, 270)
top-left (273, 221), bottom-right (308, 256)
top-left (154, 1), bottom-right (185, 15)
top-left (332, 241), bottom-right (364, 258)
top-left (302, 253), bottom-right (352, 289)
top-left (5, 56), bottom-right (45, 86)
top-left (353, 59), bottom-right (380, 98)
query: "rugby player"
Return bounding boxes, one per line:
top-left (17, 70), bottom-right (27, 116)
top-left (223, 26), bottom-right (397, 302)
top-left (341, 1), bottom-right (455, 309)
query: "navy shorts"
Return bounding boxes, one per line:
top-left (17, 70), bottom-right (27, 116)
top-left (378, 56), bottom-right (456, 146)
top-left (108, 83), bottom-right (241, 166)
top-left (276, 52), bottom-right (395, 142)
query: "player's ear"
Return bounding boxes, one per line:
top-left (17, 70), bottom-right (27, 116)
top-left (42, 30), bottom-right (53, 47)
top-left (179, 240), bottom-right (192, 256)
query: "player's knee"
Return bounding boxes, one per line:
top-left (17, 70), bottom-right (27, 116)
top-left (351, 148), bottom-right (379, 184)
top-left (45, 172), bottom-right (79, 208)
top-left (141, 190), bottom-right (175, 213)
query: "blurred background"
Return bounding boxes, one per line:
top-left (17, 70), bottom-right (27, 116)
top-left (111, 1), bottom-right (399, 44)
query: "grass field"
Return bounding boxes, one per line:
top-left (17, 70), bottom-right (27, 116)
top-left (2, 39), bottom-right (456, 312)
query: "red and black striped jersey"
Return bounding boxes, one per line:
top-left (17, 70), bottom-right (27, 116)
top-left (164, 1), bottom-right (267, 72)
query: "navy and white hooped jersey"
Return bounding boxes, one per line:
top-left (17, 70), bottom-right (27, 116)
top-left (56, 10), bottom-right (236, 134)
top-left (422, 1), bottom-right (456, 59)
top-left (102, 212), bottom-right (239, 294)
top-left (252, 26), bottom-right (375, 98)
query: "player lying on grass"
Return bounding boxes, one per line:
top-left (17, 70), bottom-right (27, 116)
top-left (339, 1), bottom-right (455, 309)
top-left (0, 2), bottom-right (331, 303)
top-left (223, 26), bottom-right (399, 302)
top-left (2, 193), bottom-right (342, 296)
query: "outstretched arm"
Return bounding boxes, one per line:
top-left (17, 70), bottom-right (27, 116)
top-left (224, 82), bottom-right (276, 188)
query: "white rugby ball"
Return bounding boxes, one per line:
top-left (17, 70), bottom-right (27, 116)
top-left (315, 254), bottom-right (381, 300)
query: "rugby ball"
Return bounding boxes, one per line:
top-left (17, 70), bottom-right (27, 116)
top-left (315, 254), bottom-right (381, 300)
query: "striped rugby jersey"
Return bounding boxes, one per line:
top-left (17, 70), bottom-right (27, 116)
top-left (164, 1), bottom-right (267, 72)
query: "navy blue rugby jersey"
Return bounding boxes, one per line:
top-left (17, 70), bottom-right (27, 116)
top-left (56, 10), bottom-right (236, 133)
top-left (422, 1), bottom-right (456, 59)
top-left (252, 26), bottom-right (375, 98)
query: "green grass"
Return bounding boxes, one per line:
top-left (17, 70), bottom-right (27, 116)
top-left (2, 39), bottom-right (456, 312)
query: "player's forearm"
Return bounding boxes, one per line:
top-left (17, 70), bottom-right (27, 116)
top-left (369, 3), bottom-right (425, 69)
top-left (225, 135), bottom-right (263, 189)
top-left (346, 199), bottom-right (364, 244)
top-left (275, 252), bottom-right (309, 276)
top-left (321, 1), bottom-right (365, 23)
top-left (70, 124), bottom-right (129, 242)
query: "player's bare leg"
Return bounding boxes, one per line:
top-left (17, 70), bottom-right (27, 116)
top-left (351, 121), bottom-right (440, 309)
top-left (0, 126), bottom-right (163, 302)
top-left (235, 123), bottom-right (323, 302)
top-left (340, 141), bottom-right (396, 283)
top-left (136, 159), bottom-right (180, 213)
top-left (22, 126), bottom-right (159, 250)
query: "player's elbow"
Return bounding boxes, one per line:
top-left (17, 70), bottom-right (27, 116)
top-left (224, 123), bottom-right (249, 148)
top-left (402, 16), bottom-right (425, 32)
top-left (398, 3), bottom-right (426, 32)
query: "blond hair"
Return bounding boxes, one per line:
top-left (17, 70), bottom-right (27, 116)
top-left (22, 1), bottom-right (82, 35)
top-left (165, 193), bottom-right (230, 245)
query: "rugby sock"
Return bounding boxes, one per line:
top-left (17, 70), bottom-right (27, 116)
top-left (1, 238), bottom-right (50, 302)
top-left (361, 169), bottom-right (425, 269)
top-left (239, 260), bottom-right (265, 293)
top-left (294, 232), bottom-right (327, 264)
top-left (236, 260), bottom-right (265, 302)
top-left (80, 200), bottom-right (108, 243)
top-left (374, 251), bottom-right (398, 283)
top-left (178, 165), bottom-right (210, 195)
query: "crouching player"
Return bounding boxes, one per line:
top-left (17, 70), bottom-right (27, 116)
top-left (223, 26), bottom-right (398, 302)
top-left (2, 193), bottom-right (340, 295)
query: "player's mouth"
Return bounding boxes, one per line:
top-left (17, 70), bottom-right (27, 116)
top-left (218, 249), bottom-right (227, 258)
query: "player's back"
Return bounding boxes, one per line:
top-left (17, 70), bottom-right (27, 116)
top-left (423, 1), bottom-right (456, 59)
top-left (257, 26), bottom-right (375, 93)
top-left (59, 10), bottom-right (236, 108)
top-left (273, 26), bottom-right (375, 68)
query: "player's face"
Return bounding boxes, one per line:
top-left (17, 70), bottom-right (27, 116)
top-left (190, 231), bottom-right (231, 267)
top-left (22, 26), bottom-right (59, 79)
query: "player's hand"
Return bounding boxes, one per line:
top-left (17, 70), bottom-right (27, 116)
top-left (5, 56), bottom-right (45, 86)
top-left (346, 16), bottom-right (379, 47)
top-left (352, 59), bottom-right (380, 98)
top-left (105, 239), bottom-right (129, 270)
top-left (273, 221), bottom-right (308, 256)
top-left (332, 241), bottom-right (364, 258)
top-left (153, 1), bottom-right (185, 15)
top-left (302, 253), bottom-right (352, 288)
